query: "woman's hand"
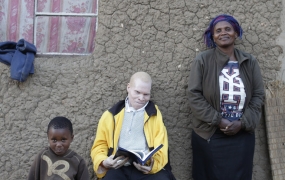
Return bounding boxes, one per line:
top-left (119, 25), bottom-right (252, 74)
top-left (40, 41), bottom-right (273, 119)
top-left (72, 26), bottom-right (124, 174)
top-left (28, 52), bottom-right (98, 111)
top-left (219, 118), bottom-right (232, 129)
top-left (220, 120), bottom-right (242, 135)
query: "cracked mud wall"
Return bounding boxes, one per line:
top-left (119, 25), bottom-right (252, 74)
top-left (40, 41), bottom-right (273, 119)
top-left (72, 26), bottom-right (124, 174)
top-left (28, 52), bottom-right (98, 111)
top-left (0, 0), bottom-right (283, 179)
top-left (277, 0), bottom-right (285, 82)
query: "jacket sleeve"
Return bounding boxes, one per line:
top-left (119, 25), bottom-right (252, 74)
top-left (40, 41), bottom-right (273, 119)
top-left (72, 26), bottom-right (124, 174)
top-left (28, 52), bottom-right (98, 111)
top-left (240, 59), bottom-right (265, 131)
top-left (90, 111), bottom-right (112, 178)
top-left (188, 57), bottom-right (222, 126)
top-left (149, 106), bottom-right (169, 174)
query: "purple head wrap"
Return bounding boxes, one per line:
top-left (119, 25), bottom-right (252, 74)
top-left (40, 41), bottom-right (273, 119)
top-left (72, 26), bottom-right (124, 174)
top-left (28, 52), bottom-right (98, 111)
top-left (204, 14), bottom-right (243, 48)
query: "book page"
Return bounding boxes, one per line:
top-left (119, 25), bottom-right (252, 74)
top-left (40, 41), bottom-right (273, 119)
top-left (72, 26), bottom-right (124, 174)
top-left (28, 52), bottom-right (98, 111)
top-left (114, 144), bottom-right (163, 165)
top-left (141, 144), bottom-right (163, 161)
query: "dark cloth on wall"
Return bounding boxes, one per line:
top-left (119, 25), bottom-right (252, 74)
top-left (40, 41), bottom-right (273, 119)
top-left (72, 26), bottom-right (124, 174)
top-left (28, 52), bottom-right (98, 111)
top-left (192, 129), bottom-right (255, 180)
top-left (28, 147), bottom-right (90, 180)
top-left (0, 39), bottom-right (36, 82)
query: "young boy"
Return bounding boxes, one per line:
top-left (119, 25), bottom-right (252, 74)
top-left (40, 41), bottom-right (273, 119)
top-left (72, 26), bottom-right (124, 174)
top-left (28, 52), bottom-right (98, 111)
top-left (28, 116), bottom-right (90, 180)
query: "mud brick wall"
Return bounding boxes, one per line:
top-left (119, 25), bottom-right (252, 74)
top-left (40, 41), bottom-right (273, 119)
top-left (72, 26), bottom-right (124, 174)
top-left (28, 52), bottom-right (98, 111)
top-left (265, 86), bottom-right (285, 180)
top-left (0, 0), bottom-right (284, 179)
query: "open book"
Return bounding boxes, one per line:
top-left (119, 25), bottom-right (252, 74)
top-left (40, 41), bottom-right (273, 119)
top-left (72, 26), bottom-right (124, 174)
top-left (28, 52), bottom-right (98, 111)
top-left (114, 144), bottom-right (163, 165)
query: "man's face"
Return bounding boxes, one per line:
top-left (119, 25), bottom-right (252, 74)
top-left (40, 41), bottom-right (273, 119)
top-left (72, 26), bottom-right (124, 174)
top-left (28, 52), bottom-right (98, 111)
top-left (127, 79), bottom-right (151, 110)
top-left (48, 127), bottom-right (74, 156)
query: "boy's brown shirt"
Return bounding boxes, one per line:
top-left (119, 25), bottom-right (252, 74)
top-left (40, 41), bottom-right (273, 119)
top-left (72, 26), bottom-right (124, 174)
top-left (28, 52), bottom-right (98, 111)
top-left (28, 147), bottom-right (89, 180)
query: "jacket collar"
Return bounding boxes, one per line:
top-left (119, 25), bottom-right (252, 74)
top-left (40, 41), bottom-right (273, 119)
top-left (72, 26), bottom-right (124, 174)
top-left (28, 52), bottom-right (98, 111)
top-left (214, 47), bottom-right (249, 66)
top-left (234, 48), bottom-right (249, 65)
top-left (109, 100), bottom-right (157, 117)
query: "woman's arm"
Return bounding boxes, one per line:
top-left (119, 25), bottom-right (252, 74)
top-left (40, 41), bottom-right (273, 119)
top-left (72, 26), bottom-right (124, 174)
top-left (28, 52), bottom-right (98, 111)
top-left (188, 58), bottom-right (222, 126)
top-left (240, 59), bottom-right (265, 131)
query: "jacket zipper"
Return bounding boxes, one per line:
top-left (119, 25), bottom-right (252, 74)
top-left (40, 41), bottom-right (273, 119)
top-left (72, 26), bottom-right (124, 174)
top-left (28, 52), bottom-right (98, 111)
top-left (112, 115), bottom-right (115, 152)
top-left (144, 114), bottom-right (153, 149)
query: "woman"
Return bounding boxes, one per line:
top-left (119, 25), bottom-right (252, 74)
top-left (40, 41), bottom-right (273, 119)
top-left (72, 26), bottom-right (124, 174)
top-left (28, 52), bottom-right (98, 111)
top-left (188, 14), bottom-right (265, 180)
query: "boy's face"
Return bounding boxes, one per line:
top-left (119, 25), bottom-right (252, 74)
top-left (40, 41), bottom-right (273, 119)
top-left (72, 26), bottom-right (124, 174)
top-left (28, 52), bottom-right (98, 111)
top-left (48, 127), bottom-right (74, 156)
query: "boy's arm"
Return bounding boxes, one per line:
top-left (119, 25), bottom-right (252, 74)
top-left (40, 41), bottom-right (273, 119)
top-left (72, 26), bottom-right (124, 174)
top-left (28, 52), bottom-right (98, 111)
top-left (27, 152), bottom-right (41, 180)
top-left (76, 159), bottom-right (90, 180)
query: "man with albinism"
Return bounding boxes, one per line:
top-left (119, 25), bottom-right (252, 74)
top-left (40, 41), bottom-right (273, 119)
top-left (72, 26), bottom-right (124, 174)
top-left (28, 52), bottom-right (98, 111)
top-left (90, 71), bottom-right (175, 180)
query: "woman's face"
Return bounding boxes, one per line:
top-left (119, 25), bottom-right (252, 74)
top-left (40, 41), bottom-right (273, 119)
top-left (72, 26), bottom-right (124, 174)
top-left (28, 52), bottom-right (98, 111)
top-left (212, 21), bottom-right (237, 48)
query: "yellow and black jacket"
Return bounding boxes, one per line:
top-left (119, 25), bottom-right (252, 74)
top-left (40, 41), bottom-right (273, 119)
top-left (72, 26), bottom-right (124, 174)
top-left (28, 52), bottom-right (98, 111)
top-left (90, 100), bottom-right (169, 178)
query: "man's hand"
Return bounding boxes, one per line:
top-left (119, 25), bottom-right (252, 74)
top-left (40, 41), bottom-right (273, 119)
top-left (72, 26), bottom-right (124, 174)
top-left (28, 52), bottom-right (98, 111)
top-left (133, 158), bottom-right (154, 174)
top-left (220, 120), bottom-right (242, 136)
top-left (102, 155), bottom-right (129, 169)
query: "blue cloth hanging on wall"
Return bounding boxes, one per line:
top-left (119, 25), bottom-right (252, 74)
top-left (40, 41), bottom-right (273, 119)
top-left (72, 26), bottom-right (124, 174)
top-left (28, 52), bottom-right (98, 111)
top-left (0, 39), bottom-right (37, 82)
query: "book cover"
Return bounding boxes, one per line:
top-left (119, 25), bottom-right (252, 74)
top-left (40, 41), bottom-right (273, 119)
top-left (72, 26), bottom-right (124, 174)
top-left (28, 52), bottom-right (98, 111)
top-left (114, 144), bottom-right (163, 165)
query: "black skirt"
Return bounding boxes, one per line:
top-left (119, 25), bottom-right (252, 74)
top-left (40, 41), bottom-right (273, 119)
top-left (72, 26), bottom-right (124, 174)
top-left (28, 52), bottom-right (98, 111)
top-left (192, 128), bottom-right (255, 180)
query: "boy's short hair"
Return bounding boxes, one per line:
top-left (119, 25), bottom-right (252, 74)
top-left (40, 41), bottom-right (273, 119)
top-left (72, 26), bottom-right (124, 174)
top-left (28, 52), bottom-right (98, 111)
top-left (47, 116), bottom-right (73, 135)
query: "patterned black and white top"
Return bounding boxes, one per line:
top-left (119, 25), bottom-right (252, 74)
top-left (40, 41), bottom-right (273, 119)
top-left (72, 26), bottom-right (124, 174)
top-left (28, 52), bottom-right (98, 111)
top-left (219, 61), bottom-right (246, 121)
